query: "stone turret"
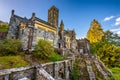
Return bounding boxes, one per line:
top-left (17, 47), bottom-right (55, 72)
top-left (60, 20), bottom-right (64, 31)
top-left (59, 20), bottom-right (64, 40)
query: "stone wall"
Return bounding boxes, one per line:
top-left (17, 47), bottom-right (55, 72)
top-left (0, 59), bottom-right (73, 80)
top-left (0, 66), bottom-right (35, 80)
top-left (7, 14), bottom-right (58, 50)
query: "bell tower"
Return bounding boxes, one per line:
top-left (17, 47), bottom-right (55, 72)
top-left (48, 6), bottom-right (59, 28)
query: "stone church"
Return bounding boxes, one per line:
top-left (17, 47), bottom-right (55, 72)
top-left (7, 6), bottom-right (90, 54)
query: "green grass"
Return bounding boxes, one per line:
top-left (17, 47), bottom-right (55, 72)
top-left (50, 53), bottom-right (62, 62)
top-left (0, 55), bottom-right (30, 70)
top-left (110, 67), bottom-right (120, 80)
top-left (0, 24), bottom-right (9, 32)
top-left (0, 28), bottom-right (8, 32)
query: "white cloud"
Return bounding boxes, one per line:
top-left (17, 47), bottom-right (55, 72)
top-left (114, 17), bottom-right (120, 26)
top-left (103, 16), bottom-right (115, 21)
top-left (116, 31), bottom-right (120, 35)
top-left (110, 28), bottom-right (120, 32)
top-left (110, 28), bottom-right (120, 35)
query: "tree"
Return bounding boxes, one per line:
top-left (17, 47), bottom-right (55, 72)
top-left (104, 30), bottom-right (120, 46)
top-left (97, 43), bottom-right (120, 67)
top-left (91, 30), bottom-right (120, 67)
top-left (87, 19), bottom-right (104, 44)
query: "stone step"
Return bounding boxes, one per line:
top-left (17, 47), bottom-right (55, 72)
top-left (94, 60), bottom-right (108, 79)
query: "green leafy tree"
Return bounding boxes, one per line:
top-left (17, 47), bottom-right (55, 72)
top-left (91, 30), bottom-right (120, 67)
top-left (97, 43), bottom-right (120, 67)
top-left (104, 30), bottom-right (120, 46)
top-left (0, 38), bottom-right (22, 56)
top-left (87, 19), bottom-right (104, 44)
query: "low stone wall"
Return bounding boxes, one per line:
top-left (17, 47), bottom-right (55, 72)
top-left (0, 66), bottom-right (35, 80)
top-left (0, 59), bottom-right (74, 80)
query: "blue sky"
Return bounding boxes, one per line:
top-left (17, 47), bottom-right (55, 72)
top-left (0, 0), bottom-right (120, 38)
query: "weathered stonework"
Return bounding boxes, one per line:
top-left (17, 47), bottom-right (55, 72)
top-left (0, 66), bottom-right (35, 80)
top-left (7, 9), bottom-right (58, 51)
top-left (0, 59), bottom-right (74, 80)
top-left (41, 59), bottom-right (73, 80)
top-left (7, 6), bottom-right (91, 57)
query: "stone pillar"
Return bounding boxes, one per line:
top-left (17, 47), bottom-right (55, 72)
top-left (53, 63), bottom-right (58, 79)
top-left (4, 74), bottom-right (10, 80)
top-left (71, 60), bottom-right (74, 71)
top-left (64, 60), bottom-right (69, 80)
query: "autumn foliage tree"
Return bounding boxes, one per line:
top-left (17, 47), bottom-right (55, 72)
top-left (87, 19), bottom-right (104, 44)
top-left (87, 19), bottom-right (120, 67)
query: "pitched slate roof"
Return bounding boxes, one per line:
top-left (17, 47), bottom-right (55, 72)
top-left (34, 17), bottom-right (56, 28)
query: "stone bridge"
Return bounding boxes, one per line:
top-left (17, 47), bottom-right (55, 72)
top-left (0, 59), bottom-right (73, 80)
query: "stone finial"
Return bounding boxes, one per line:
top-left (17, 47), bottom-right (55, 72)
top-left (11, 10), bottom-right (14, 16)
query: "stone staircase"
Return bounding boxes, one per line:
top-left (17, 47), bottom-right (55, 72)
top-left (92, 56), bottom-right (109, 79)
top-left (76, 54), bottom-right (112, 80)
top-left (87, 66), bottom-right (96, 80)
top-left (84, 54), bottom-right (96, 80)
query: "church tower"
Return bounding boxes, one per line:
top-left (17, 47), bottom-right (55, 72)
top-left (48, 6), bottom-right (59, 28)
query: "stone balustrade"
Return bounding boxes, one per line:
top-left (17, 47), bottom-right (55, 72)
top-left (41, 59), bottom-right (73, 80)
top-left (94, 60), bottom-right (108, 79)
top-left (0, 59), bottom-right (73, 80)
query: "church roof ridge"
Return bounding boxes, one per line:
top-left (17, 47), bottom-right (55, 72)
top-left (34, 17), bottom-right (56, 28)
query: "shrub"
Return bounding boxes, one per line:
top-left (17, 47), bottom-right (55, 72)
top-left (50, 53), bottom-right (62, 62)
top-left (33, 39), bottom-right (61, 61)
top-left (0, 38), bottom-right (22, 56)
top-left (70, 59), bottom-right (80, 80)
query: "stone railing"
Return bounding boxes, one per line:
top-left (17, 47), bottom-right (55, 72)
top-left (36, 65), bottom-right (55, 80)
top-left (93, 57), bottom-right (108, 79)
top-left (42, 59), bottom-right (74, 80)
top-left (0, 66), bottom-right (35, 80)
top-left (0, 59), bottom-right (74, 80)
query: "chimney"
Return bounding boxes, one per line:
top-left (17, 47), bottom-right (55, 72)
top-left (11, 10), bottom-right (14, 17)
top-left (31, 13), bottom-right (35, 21)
